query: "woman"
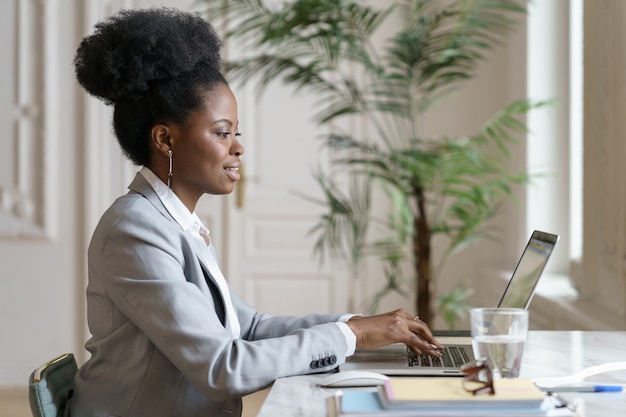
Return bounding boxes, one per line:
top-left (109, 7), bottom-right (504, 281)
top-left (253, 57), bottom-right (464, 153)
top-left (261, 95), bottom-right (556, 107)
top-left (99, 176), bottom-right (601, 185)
top-left (71, 7), bottom-right (442, 417)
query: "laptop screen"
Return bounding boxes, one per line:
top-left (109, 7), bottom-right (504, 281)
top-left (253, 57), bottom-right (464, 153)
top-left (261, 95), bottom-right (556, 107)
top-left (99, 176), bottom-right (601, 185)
top-left (498, 230), bottom-right (559, 309)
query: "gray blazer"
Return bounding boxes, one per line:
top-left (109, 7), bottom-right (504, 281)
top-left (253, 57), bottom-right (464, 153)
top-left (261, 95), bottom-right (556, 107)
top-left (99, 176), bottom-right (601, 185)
top-left (71, 173), bottom-right (348, 417)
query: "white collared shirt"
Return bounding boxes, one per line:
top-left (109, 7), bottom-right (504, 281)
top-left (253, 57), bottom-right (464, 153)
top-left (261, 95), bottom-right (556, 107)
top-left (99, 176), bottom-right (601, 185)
top-left (139, 167), bottom-right (241, 338)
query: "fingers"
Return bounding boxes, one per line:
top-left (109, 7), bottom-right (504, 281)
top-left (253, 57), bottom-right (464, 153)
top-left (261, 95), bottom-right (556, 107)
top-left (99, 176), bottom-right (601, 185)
top-left (406, 334), bottom-right (443, 358)
top-left (409, 317), bottom-right (443, 349)
top-left (402, 313), bottom-right (443, 357)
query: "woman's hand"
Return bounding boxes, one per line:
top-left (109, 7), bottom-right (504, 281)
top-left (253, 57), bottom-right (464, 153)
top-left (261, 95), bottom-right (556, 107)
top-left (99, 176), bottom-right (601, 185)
top-left (347, 309), bottom-right (443, 357)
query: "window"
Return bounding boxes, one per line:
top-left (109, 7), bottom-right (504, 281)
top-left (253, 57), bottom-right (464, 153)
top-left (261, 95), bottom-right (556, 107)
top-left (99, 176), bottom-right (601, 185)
top-left (526, 0), bottom-right (582, 277)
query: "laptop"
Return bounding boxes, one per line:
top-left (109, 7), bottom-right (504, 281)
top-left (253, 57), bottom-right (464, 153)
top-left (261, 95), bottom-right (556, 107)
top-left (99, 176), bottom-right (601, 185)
top-left (340, 230), bottom-right (559, 376)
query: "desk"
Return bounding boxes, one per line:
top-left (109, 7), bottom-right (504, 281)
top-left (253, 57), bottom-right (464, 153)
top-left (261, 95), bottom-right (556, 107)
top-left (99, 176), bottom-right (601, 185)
top-left (256, 331), bottom-right (626, 417)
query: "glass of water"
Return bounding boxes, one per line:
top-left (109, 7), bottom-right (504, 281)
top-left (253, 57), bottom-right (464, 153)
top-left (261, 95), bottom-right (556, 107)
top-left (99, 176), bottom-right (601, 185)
top-left (470, 308), bottom-right (528, 379)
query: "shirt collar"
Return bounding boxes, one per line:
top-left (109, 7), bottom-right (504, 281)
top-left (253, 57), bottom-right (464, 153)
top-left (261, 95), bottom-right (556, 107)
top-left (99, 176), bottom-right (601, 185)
top-left (139, 167), bottom-right (207, 236)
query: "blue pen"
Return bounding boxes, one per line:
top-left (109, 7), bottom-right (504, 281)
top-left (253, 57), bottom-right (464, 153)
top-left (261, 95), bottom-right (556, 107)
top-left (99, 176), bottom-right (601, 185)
top-left (548, 385), bottom-right (623, 393)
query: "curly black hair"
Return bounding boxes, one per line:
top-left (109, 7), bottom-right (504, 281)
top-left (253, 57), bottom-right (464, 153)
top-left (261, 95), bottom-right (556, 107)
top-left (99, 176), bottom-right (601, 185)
top-left (74, 7), bottom-right (227, 166)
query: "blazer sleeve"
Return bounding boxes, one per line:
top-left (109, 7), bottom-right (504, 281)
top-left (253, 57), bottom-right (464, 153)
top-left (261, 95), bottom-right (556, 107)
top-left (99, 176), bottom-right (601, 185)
top-left (87, 196), bottom-right (349, 402)
top-left (231, 289), bottom-right (347, 340)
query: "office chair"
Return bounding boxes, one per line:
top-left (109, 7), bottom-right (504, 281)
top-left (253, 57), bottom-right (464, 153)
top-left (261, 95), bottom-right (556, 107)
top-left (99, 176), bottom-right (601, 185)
top-left (28, 353), bottom-right (77, 417)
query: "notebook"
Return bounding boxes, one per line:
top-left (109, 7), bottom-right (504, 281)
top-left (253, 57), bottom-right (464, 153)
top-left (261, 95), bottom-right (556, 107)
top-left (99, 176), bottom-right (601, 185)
top-left (380, 377), bottom-right (546, 411)
top-left (340, 230), bottom-right (559, 376)
top-left (332, 378), bottom-right (551, 417)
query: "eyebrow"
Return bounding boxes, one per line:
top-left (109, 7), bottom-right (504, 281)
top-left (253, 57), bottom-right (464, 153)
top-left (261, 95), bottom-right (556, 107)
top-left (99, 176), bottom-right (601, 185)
top-left (212, 119), bottom-right (234, 127)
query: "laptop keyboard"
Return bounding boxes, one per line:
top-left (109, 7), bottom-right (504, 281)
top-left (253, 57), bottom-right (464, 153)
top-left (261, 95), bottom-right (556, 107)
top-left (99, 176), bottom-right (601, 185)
top-left (407, 346), bottom-right (470, 368)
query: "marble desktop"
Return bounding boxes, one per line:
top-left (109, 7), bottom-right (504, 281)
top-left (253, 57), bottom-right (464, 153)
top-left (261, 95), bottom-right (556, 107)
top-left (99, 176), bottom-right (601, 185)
top-left (256, 331), bottom-right (626, 417)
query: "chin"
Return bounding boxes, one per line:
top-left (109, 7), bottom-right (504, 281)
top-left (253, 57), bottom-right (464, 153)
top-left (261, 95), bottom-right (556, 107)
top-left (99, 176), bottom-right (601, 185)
top-left (213, 186), bottom-right (235, 195)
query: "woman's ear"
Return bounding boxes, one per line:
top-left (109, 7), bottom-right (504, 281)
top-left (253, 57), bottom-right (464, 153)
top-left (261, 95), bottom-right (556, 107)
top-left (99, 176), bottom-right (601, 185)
top-left (151, 123), bottom-right (172, 155)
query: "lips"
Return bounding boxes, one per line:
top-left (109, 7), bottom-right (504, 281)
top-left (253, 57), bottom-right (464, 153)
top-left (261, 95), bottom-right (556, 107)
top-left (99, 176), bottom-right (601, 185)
top-left (224, 166), bottom-right (240, 181)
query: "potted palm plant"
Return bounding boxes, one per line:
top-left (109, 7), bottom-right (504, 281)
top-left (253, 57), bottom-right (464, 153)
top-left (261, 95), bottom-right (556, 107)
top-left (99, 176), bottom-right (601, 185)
top-left (199, 0), bottom-right (543, 327)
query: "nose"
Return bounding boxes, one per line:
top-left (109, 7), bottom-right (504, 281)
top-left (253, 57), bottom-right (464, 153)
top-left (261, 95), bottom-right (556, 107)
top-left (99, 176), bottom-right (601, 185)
top-left (233, 136), bottom-right (244, 156)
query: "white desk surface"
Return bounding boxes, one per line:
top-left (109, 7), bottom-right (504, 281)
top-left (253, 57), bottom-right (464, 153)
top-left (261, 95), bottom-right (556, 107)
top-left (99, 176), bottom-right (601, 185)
top-left (256, 331), bottom-right (626, 417)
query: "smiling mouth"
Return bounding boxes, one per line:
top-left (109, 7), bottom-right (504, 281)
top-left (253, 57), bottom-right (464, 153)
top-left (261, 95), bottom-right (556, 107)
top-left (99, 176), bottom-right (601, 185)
top-left (224, 166), bottom-right (241, 181)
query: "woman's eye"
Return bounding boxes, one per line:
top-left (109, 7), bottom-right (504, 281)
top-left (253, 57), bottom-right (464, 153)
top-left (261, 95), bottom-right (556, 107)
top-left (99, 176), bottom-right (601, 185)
top-left (216, 131), bottom-right (242, 139)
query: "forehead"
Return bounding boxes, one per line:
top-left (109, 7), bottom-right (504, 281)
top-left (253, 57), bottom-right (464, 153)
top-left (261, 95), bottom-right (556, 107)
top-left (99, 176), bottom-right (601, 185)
top-left (186, 83), bottom-right (237, 126)
top-left (199, 83), bottom-right (236, 109)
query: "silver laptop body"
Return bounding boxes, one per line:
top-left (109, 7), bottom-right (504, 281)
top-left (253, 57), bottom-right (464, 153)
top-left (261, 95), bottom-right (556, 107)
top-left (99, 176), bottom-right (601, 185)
top-left (340, 230), bottom-right (559, 376)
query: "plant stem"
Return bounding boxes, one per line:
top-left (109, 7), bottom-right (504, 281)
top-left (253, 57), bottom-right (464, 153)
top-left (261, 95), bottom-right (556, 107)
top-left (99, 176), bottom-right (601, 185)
top-left (414, 185), bottom-right (434, 326)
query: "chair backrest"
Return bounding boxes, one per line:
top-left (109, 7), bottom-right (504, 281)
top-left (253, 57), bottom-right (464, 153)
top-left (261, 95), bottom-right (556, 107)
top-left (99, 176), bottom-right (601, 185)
top-left (28, 353), bottom-right (77, 417)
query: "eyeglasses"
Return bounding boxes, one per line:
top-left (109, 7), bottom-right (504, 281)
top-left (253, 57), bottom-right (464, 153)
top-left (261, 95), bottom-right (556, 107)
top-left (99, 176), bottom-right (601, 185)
top-left (460, 359), bottom-right (495, 396)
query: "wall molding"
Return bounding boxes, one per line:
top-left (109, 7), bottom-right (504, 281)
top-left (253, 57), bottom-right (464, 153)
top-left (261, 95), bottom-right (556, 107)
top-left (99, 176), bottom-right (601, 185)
top-left (1, 0), bottom-right (56, 239)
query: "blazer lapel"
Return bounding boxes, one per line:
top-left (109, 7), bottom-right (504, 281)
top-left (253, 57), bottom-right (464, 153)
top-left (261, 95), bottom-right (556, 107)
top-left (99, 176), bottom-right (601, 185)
top-left (127, 172), bottom-right (228, 326)
top-left (197, 263), bottom-right (227, 326)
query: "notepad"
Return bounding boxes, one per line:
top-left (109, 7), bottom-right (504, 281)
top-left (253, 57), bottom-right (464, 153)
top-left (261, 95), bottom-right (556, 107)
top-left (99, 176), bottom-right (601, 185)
top-left (381, 377), bottom-right (546, 411)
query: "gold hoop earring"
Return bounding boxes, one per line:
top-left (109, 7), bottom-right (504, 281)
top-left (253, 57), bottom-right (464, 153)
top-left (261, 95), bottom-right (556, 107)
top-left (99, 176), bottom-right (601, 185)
top-left (167, 150), bottom-right (173, 188)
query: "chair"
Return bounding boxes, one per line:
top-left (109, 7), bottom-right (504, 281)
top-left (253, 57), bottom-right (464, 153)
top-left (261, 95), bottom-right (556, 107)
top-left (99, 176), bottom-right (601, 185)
top-left (28, 353), bottom-right (77, 417)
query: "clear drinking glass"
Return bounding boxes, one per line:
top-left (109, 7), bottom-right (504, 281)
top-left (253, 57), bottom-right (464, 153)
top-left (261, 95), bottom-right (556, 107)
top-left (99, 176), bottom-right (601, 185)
top-left (470, 308), bottom-right (528, 379)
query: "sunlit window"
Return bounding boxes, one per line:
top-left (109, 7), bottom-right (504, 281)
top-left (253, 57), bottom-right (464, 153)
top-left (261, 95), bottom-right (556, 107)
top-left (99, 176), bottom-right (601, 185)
top-left (527, 0), bottom-right (582, 276)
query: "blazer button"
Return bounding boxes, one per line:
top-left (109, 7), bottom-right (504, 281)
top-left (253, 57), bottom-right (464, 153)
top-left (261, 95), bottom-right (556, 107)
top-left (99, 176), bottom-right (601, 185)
top-left (330, 355), bottom-right (337, 364)
top-left (323, 357), bottom-right (331, 366)
top-left (310, 360), bottom-right (318, 369)
top-left (317, 359), bottom-right (325, 368)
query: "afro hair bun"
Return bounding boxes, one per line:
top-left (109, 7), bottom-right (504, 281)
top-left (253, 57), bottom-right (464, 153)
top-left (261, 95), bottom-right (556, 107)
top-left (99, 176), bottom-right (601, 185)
top-left (74, 7), bottom-right (223, 105)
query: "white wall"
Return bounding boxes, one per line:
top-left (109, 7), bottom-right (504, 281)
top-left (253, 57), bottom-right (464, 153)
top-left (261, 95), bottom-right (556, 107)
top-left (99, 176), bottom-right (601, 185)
top-left (0, 0), bottom-right (83, 386)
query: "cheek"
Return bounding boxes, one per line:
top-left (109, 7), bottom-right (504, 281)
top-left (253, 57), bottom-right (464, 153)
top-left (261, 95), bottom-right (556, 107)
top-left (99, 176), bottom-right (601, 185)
top-left (214, 142), bottom-right (233, 159)
top-left (178, 136), bottom-right (230, 171)
top-left (202, 144), bottom-right (229, 168)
